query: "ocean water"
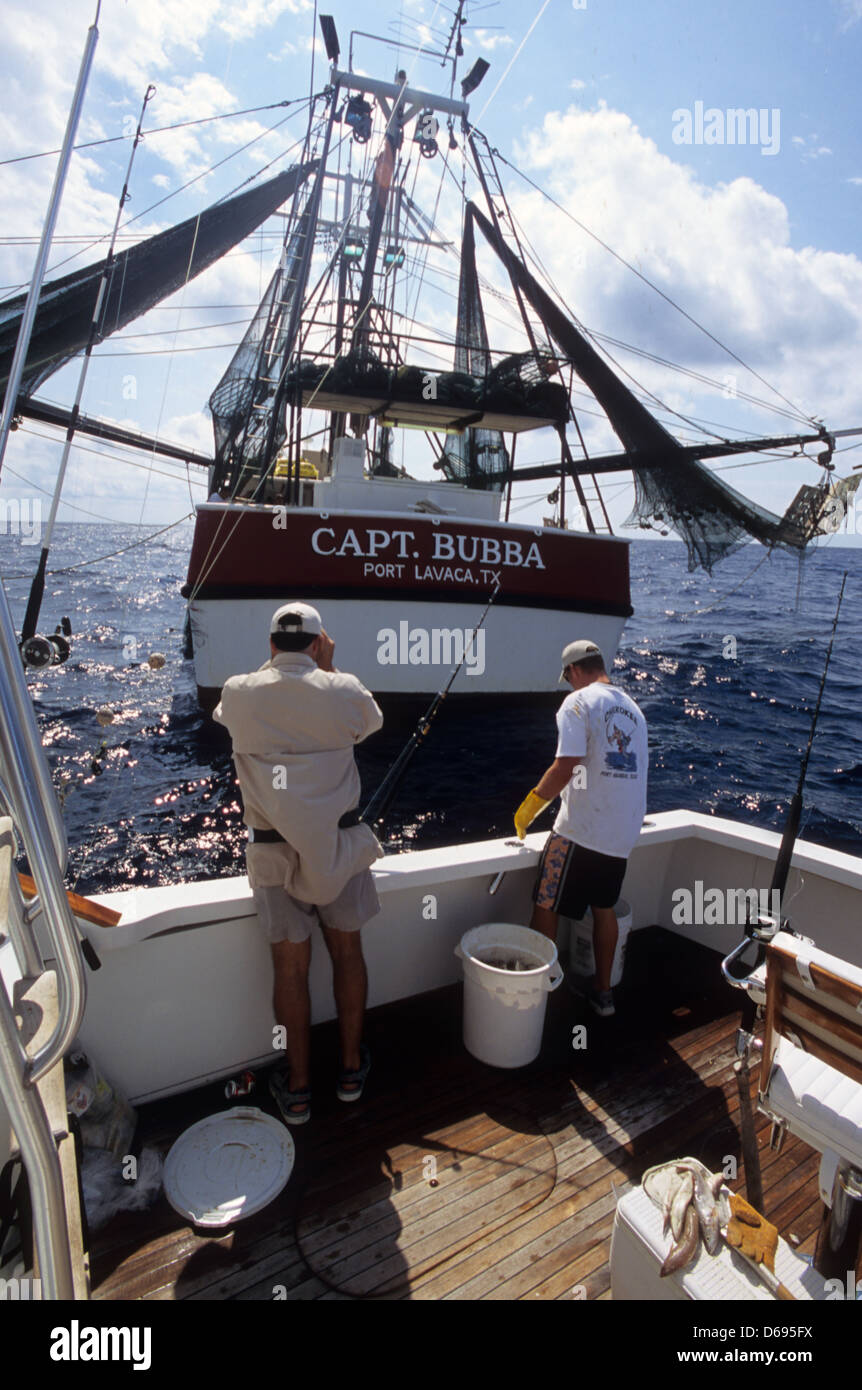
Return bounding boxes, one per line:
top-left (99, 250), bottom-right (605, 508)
top-left (1, 523), bottom-right (860, 894)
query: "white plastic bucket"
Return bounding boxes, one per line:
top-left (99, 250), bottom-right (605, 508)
top-left (455, 923), bottom-right (563, 1068)
top-left (569, 899), bottom-right (632, 988)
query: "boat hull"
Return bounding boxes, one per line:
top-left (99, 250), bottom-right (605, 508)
top-left (183, 503), bottom-right (633, 701)
top-left (188, 595), bottom-right (628, 703)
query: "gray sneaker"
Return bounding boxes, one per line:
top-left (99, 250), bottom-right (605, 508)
top-left (588, 988), bottom-right (615, 1018)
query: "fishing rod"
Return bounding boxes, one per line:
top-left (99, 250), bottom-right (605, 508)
top-left (769, 569), bottom-right (847, 899)
top-left (725, 571), bottom-right (847, 1213)
top-left (19, 81), bottom-right (157, 663)
top-left (359, 576), bottom-right (501, 829)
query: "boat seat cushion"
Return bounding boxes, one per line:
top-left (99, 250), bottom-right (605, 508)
top-left (763, 1037), bottom-right (862, 1168)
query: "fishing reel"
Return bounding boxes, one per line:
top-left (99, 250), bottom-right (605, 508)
top-left (20, 617), bottom-right (72, 669)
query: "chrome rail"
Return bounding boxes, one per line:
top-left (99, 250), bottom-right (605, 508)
top-left (0, 852), bottom-right (76, 1299)
top-left (0, 805), bottom-right (43, 979)
top-left (0, 586), bottom-right (86, 1076)
top-left (0, 3), bottom-right (98, 1302)
top-left (719, 936), bottom-right (755, 990)
top-left (0, 577), bottom-right (88, 1302)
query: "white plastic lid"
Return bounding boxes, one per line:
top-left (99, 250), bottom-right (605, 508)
top-left (163, 1107), bottom-right (295, 1227)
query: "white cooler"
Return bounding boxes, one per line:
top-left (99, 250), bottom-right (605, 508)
top-left (610, 1184), bottom-right (829, 1301)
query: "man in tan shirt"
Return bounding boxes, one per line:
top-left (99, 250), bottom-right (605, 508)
top-left (214, 601), bottom-right (383, 1124)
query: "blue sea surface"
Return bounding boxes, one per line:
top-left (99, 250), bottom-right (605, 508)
top-left (1, 524), bottom-right (860, 894)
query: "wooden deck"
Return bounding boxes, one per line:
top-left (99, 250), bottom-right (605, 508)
top-left (89, 928), bottom-right (824, 1301)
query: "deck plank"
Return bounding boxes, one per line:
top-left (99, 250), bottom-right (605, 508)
top-left (88, 928), bottom-right (834, 1301)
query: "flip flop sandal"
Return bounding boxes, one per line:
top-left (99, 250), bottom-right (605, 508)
top-left (336, 1045), bottom-right (371, 1103)
top-left (268, 1069), bottom-right (312, 1126)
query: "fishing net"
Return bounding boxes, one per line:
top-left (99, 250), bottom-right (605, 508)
top-left (209, 199), bottom-right (314, 493)
top-left (470, 200), bottom-right (844, 572)
top-left (0, 164), bottom-right (316, 401)
top-left (439, 213), bottom-right (510, 491)
top-left (624, 457), bottom-right (857, 571)
top-left (626, 459), bottom-right (825, 571)
top-left (371, 424), bottom-right (400, 477)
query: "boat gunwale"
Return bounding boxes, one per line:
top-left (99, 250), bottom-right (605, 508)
top-left (76, 811), bottom-right (862, 944)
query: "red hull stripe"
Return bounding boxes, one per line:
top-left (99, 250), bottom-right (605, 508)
top-left (185, 509), bottom-right (631, 611)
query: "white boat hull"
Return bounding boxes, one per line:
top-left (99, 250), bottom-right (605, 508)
top-left (188, 595), bottom-right (627, 699)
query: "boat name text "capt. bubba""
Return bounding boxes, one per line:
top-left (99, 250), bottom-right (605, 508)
top-left (308, 526), bottom-right (545, 569)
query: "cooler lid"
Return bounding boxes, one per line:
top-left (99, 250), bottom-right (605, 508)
top-left (163, 1106), bottom-right (294, 1227)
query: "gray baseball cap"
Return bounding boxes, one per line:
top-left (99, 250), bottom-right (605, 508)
top-left (560, 639), bottom-right (602, 679)
top-left (270, 601), bottom-right (322, 637)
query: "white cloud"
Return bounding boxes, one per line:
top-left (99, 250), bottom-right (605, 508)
top-left (475, 30), bottom-right (514, 51)
top-left (218, 0), bottom-right (313, 43)
top-left (836, 0), bottom-right (862, 30)
top-left (507, 104), bottom-right (862, 506)
top-left (570, 79), bottom-right (587, 91)
top-left (792, 134), bottom-right (834, 162)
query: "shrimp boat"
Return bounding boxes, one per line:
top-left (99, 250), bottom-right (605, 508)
top-left (1, 6), bottom-right (861, 1324)
top-left (2, 12), bottom-right (857, 706)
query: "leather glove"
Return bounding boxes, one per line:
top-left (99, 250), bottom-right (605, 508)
top-left (514, 789), bottom-right (551, 840)
top-left (725, 1192), bottom-right (778, 1271)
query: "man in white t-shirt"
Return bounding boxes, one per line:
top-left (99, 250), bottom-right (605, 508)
top-left (513, 639), bottom-right (648, 1017)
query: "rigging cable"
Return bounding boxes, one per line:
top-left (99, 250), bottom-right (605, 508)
top-left (184, 101), bottom-right (348, 599)
top-left (491, 147), bottom-right (819, 428)
top-left (672, 549), bottom-right (774, 619)
top-left (21, 82), bottom-right (158, 645)
top-left (468, 0), bottom-right (553, 129)
top-left (1, 103), bottom-right (316, 294)
top-left (14, 422), bottom-right (209, 486)
top-left (0, 513), bottom-right (195, 580)
top-left (473, 158), bottom-right (829, 472)
top-left (0, 100), bottom-right (310, 168)
top-left (484, 171), bottom-right (776, 445)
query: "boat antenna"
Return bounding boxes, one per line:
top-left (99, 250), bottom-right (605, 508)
top-left (360, 576), bottom-right (501, 830)
top-left (769, 569), bottom-right (848, 900)
top-left (18, 83), bottom-right (158, 664)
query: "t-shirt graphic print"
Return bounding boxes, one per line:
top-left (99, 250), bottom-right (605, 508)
top-left (553, 682), bottom-right (648, 860)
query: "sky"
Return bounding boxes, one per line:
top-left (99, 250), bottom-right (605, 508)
top-left (0, 0), bottom-right (861, 549)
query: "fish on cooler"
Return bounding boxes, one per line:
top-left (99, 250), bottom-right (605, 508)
top-left (642, 1156), bottom-right (731, 1276)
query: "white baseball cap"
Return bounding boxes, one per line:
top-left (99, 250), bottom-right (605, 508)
top-left (270, 601), bottom-right (322, 637)
top-left (560, 639), bottom-right (602, 680)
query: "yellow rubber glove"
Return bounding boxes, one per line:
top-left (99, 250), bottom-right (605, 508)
top-left (514, 789), bottom-right (551, 840)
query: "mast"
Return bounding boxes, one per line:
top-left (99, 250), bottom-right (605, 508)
top-left (21, 84), bottom-right (156, 647)
top-left (0, 9), bottom-right (100, 486)
top-left (350, 72), bottom-right (407, 368)
top-left (264, 84), bottom-right (341, 501)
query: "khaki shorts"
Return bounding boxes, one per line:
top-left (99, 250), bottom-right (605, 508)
top-left (248, 840), bottom-right (380, 943)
